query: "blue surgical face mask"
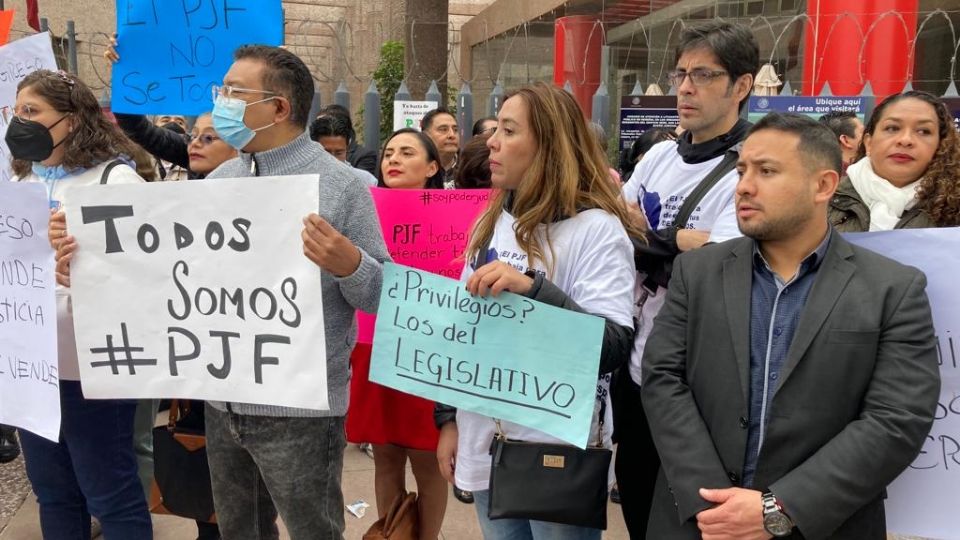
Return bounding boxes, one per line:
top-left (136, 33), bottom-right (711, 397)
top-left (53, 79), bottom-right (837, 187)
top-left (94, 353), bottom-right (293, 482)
top-left (211, 95), bottom-right (276, 151)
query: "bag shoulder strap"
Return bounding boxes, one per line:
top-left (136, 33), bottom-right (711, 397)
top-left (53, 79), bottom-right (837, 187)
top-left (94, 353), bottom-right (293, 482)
top-left (671, 148), bottom-right (740, 230)
top-left (99, 159), bottom-right (126, 185)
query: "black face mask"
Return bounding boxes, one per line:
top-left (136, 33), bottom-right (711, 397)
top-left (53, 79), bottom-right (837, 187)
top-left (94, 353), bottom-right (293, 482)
top-left (5, 115), bottom-right (68, 162)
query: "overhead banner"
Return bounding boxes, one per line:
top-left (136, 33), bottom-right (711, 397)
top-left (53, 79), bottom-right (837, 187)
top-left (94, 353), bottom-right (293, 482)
top-left (65, 176), bottom-right (329, 410)
top-left (747, 95), bottom-right (874, 124)
top-left (370, 263), bottom-right (604, 448)
top-left (112, 0), bottom-right (283, 115)
top-left (356, 188), bottom-right (490, 343)
top-left (0, 32), bottom-right (58, 182)
top-left (393, 101), bottom-right (439, 131)
top-left (846, 228), bottom-right (960, 539)
top-left (0, 181), bottom-right (59, 441)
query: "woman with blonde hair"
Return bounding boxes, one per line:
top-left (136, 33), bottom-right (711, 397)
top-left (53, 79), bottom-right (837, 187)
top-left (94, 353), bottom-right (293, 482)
top-left (435, 82), bottom-right (642, 540)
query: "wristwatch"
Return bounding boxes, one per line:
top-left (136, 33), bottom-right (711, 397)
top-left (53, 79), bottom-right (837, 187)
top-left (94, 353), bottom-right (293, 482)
top-left (761, 492), bottom-right (794, 537)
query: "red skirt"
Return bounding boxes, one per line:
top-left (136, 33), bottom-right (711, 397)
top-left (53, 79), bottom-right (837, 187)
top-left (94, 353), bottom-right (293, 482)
top-left (346, 343), bottom-right (440, 451)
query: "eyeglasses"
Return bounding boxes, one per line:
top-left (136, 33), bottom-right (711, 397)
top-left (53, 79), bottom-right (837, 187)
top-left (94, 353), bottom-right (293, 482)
top-left (211, 85), bottom-right (276, 101)
top-left (189, 133), bottom-right (221, 146)
top-left (666, 69), bottom-right (728, 88)
top-left (2, 104), bottom-right (42, 124)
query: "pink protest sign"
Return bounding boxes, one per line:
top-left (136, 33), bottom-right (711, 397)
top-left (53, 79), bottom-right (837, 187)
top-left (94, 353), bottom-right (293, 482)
top-left (357, 188), bottom-right (493, 343)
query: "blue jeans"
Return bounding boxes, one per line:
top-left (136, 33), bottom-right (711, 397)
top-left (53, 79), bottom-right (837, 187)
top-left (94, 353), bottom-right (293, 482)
top-left (473, 490), bottom-right (602, 540)
top-left (18, 381), bottom-right (152, 540)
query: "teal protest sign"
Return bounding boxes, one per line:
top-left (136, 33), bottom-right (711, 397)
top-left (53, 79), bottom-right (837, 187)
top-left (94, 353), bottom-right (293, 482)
top-left (370, 263), bottom-right (604, 448)
top-left (112, 0), bottom-right (283, 115)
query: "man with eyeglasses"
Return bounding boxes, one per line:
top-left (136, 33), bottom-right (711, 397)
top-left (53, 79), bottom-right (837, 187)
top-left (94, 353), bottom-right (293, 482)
top-left (421, 107), bottom-right (460, 188)
top-left (615, 20), bottom-right (759, 539)
top-left (200, 45), bottom-right (390, 539)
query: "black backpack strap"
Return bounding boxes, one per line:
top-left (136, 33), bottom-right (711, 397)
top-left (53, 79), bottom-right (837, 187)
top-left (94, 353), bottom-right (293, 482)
top-left (99, 159), bottom-right (126, 185)
top-left (671, 148), bottom-right (740, 230)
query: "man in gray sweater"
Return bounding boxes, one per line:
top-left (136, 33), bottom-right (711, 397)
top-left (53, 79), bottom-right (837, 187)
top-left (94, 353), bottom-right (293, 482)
top-left (203, 45), bottom-right (390, 539)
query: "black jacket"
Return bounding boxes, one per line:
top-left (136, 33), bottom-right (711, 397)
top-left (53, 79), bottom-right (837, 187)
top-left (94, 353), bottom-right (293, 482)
top-left (348, 141), bottom-right (378, 176)
top-left (115, 113), bottom-right (192, 175)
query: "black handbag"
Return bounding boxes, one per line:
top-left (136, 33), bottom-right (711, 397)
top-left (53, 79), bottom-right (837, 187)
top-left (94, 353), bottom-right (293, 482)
top-left (149, 400), bottom-right (217, 523)
top-left (486, 403), bottom-right (612, 530)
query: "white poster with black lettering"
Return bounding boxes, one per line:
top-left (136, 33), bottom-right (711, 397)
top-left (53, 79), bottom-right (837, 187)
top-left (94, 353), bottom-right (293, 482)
top-left (0, 33), bottom-right (58, 182)
top-left (65, 176), bottom-right (329, 410)
top-left (846, 228), bottom-right (960, 540)
top-left (0, 181), bottom-right (59, 441)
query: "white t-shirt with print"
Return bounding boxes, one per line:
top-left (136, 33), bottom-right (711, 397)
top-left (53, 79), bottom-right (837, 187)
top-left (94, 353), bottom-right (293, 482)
top-left (621, 140), bottom-right (741, 384)
top-left (453, 208), bottom-right (636, 492)
top-left (19, 161), bottom-right (144, 380)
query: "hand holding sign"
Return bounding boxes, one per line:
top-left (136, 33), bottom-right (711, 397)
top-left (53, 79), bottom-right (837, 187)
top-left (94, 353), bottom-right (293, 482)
top-left (49, 211), bottom-right (75, 287)
top-left (436, 423), bottom-right (458, 483)
top-left (301, 214), bottom-right (361, 277)
top-left (104, 34), bottom-right (119, 63)
top-left (466, 260), bottom-right (534, 297)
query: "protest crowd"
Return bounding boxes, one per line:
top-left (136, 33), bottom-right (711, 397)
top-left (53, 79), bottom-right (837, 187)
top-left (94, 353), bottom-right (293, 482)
top-left (3, 11), bottom-right (960, 540)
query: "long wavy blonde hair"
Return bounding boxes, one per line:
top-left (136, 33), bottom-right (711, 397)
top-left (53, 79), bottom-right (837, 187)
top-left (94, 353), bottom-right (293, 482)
top-left (466, 82), bottom-right (646, 273)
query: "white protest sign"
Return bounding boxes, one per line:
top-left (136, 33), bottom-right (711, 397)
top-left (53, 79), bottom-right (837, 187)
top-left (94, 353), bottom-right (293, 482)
top-left (0, 33), bottom-right (58, 182)
top-left (845, 228), bottom-right (960, 540)
top-left (0, 181), bottom-right (59, 441)
top-left (393, 101), bottom-right (439, 132)
top-left (65, 176), bottom-right (329, 410)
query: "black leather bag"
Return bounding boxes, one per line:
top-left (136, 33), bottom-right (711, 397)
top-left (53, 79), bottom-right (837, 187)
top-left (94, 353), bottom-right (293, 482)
top-left (149, 400), bottom-right (217, 523)
top-left (486, 420), bottom-right (612, 529)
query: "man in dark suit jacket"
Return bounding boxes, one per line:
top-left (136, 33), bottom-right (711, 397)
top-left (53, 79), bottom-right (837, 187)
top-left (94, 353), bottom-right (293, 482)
top-left (641, 113), bottom-right (940, 540)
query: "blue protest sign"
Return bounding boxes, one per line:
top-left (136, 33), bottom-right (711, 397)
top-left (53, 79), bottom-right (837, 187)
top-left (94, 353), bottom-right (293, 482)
top-left (112, 0), bottom-right (283, 115)
top-left (370, 263), bottom-right (604, 448)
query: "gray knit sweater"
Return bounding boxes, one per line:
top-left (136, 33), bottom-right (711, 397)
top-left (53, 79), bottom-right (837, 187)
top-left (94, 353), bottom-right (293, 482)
top-left (206, 132), bottom-right (390, 417)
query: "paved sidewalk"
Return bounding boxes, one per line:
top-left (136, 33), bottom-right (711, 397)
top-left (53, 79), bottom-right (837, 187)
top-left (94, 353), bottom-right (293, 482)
top-left (0, 444), bottom-right (630, 539)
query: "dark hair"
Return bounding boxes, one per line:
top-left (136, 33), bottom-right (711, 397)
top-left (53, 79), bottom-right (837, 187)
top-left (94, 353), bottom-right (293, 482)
top-left (472, 116), bottom-right (497, 137)
top-left (309, 115), bottom-right (350, 142)
top-left (161, 121), bottom-right (186, 135)
top-left (421, 107), bottom-right (455, 131)
top-left (858, 90), bottom-right (960, 226)
top-left (620, 127), bottom-right (676, 177)
top-left (233, 45), bottom-right (314, 128)
top-left (318, 104), bottom-right (356, 142)
top-left (818, 111), bottom-right (859, 139)
top-left (376, 127), bottom-right (445, 189)
top-left (455, 136), bottom-right (491, 189)
top-left (12, 70), bottom-right (139, 178)
top-left (749, 112), bottom-right (842, 175)
top-left (675, 21), bottom-right (759, 112)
